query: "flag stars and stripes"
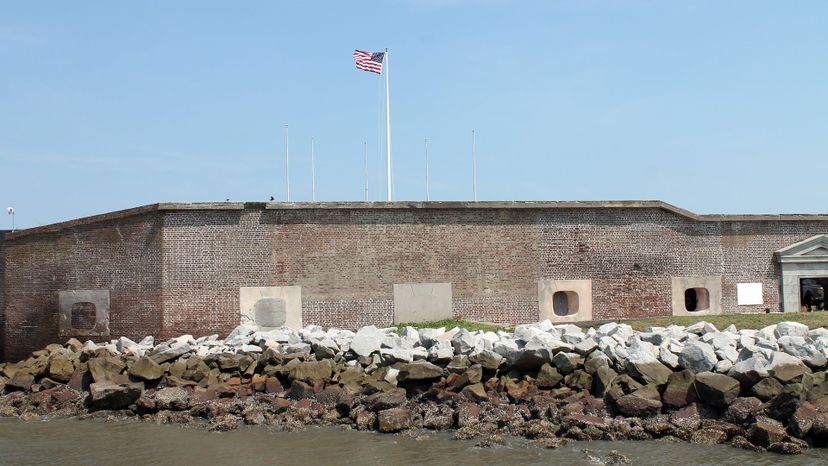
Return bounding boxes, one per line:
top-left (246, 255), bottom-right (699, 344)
top-left (354, 50), bottom-right (384, 74)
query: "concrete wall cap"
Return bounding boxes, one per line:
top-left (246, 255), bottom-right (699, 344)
top-left (4, 200), bottom-right (828, 241)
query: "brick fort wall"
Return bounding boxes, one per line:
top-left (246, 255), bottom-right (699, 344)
top-left (2, 201), bottom-right (828, 360)
top-left (2, 212), bottom-right (162, 361)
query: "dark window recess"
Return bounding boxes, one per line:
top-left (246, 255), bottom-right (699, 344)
top-left (684, 288), bottom-right (710, 312)
top-left (70, 302), bottom-right (97, 329)
top-left (552, 291), bottom-right (580, 316)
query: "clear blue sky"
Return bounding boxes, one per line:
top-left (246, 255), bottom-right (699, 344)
top-left (2, 1), bottom-right (827, 229)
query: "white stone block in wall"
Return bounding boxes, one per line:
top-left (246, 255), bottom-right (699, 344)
top-left (58, 290), bottom-right (110, 337)
top-left (537, 279), bottom-right (593, 323)
top-left (393, 283), bottom-right (453, 324)
top-left (239, 286), bottom-right (302, 330)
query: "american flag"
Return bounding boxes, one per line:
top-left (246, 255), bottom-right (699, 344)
top-left (354, 50), bottom-right (384, 74)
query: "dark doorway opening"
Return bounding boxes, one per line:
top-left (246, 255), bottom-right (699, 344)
top-left (801, 278), bottom-right (828, 311)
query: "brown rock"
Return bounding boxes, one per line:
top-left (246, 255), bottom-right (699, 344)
top-left (251, 374), bottom-right (267, 392)
top-left (462, 383), bottom-right (489, 402)
top-left (355, 409), bottom-right (377, 430)
top-left (456, 402), bottom-right (480, 427)
top-left (536, 364), bottom-right (563, 389)
top-left (288, 360), bottom-right (335, 385)
top-left (606, 374), bottom-right (643, 404)
top-left (445, 372), bottom-right (468, 391)
top-left (315, 385), bottom-right (343, 408)
top-left (365, 388), bottom-right (407, 411)
top-left (809, 412), bottom-right (828, 443)
top-left (564, 370), bottom-right (593, 390)
top-left (216, 354), bottom-right (240, 371)
top-left (154, 387), bottom-right (189, 410)
top-left (422, 405), bottom-right (455, 430)
top-left (287, 380), bottom-right (315, 400)
top-left (163, 373), bottom-right (197, 388)
top-left (463, 364), bottom-right (483, 385)
top-left (208, 414), bottom-right (241, 432)
top-left (730, 435), bottom-right (765, 452)
top-left (788, 401), bottom-right (819, 438)
top-left (564, 413), bottom-right (606, 429)
top-left (89, 382), bottom-right (143, 410)
top-left (65, 338), bottom-right (83, 352)
top-left (47, 355), bottom-right (75, 383)
top-left (128, 357), bottom-right (165, 382)
top-left (265, 376), bottom-right (285, 395)
top-left (615, 386), bottom-right (662, 417)
top-left (747, 418), bottom-right (787, 447)
top-left (505, 379), bottom-right (531, 401)
top-left (767, 442), bottom-right (804, 455)
top-left (627, 359), bottom-right (673, 386)
top-left (661, 370), bottom-right (697, 410)
top-left (693, 372), bottom-right (740, 408)
top-left (88, 357), bottom-right (126, 383)
top-left (67, 368), bottom-right (93, 392)
top-left (750, 377), bottom-right (783, 401)
top-left (592, 365), bottom-right (617, 397)
top-left (722, 397), bottom-right (763, 425)
top-left (690, 428), bottom-right (727, 445)
top-left (397, 361), bottom-right (444, 382)
top-left (6, 371), bottom-right (35, 391)
top-left (766, 391), bottom-right (801, 421)
top-left (378, 408), bottom-right (412, 432)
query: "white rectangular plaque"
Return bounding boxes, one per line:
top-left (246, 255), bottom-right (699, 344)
top-left (737, 283), bottom-right (763, 305)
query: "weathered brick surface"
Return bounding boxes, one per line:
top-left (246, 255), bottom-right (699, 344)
top-left (0, 230), bottom-right (7, 361)
top-left (2, 215), bottom-right (162, 361)
top-left (2, 202), bottom-right (828, 361)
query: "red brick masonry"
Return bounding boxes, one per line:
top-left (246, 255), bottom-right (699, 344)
top-left (2, 201), bottom-right (827, 361)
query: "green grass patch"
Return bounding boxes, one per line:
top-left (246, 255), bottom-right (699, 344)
top-left (394, 319), bottom-right (507, 333)
top-left (607, 311), bottom-right (828, 332)
top-left (392, 312), bottom-right (828, 334)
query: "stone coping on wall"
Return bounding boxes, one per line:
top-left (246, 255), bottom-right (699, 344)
top-left (4, 200), bottom-right (828, 241)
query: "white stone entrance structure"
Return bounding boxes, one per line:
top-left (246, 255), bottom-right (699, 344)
top-left (239, 286), bottom-right (302, 329)
top-left (776, 235), bottom-right (828, 312)
top-left (58, 290), bottom-right (110, 338)
top-left (538, 279), bottom-right (593, 323)
top-left (393, 282), bottom-right (453, 324)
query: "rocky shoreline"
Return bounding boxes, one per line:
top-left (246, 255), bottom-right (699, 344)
top-left (2, 320), bottom-right (828, 455)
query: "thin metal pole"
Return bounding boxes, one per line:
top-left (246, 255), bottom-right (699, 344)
top-left (425, 138), bottom-right (430, 201)
top-left (384, 48), bottom-right (392, 201)
top-left (311, 137), bottom-right (316, 202)
top-left (472, 129), bottom-right (477, 202)
top-left (284, 124), bottom-right (290, 202)
top-left (363, 142), bottom-right (369, 201)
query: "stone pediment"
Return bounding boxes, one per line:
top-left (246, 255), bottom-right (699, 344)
top-left (776, 235), bottom-right (828, 263)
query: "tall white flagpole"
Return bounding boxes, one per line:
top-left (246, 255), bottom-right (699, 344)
top-left (425, 138), bottom-right (430, 201)
top-left (311, 137), bottom-right (316, 202)
top-left (472, 130), bottom-right (478, 202)
top-left (384, 48), bottom-right (392, 201)
top-left (363, 142), bottom-right (369, 201)
top-left (284, 124), bottom-right (290, 202)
